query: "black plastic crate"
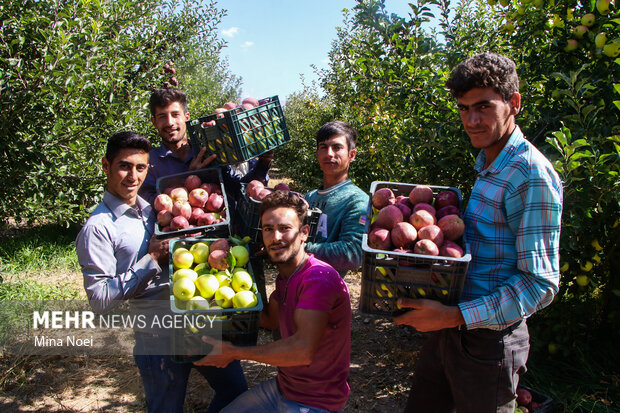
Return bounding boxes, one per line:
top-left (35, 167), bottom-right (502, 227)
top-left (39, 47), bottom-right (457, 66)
top-left (186, 96), bottom-right (290, 165)
top-left (517, 385), bottom-right (553, 413)
top-left (168, 238), bottom-right (263, 363)
top-left (359, 181), bottom-right (471, 316)
top-left (154, 167), bottom-right (230, 239)
top-left (236, 187), bottom-right (322, 244)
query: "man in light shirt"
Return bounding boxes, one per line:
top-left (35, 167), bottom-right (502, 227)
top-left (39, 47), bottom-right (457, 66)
top-left (394, 53), bottom-right (563, 412)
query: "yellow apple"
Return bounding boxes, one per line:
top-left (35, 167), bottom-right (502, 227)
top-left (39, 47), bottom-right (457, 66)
top-left (591, 239), bottom-right (603, 251)
top-left (215, 272), bottom-right (231, 288)
top-left (595, 32), bottom-right (608, 49)
top-left (188, 296), bottom-right (210, 310)
top-left (231, 270), bottom-right (253, 292)
top-left (189, 242), bottom-right (210, 264)
top-left (230, 245), bottom-right (249, 268)
top-left (195, 274), bottom-right (220, 299)
top-left (173, 277), bottom-right (196, 301)
top-left (603, 42), bottom-right (620, 57)
top-left (172, 268), bottom-right (198, 283)
top-left (580, 261), bottom-right (593, 272)
top-left (575, 275), bottom-right (589, 287)
top-left (173, 250), bottom-right (194, 269)
top-left (214, 286), bottom-right (235, 308)
top-left (564, 39), bottom-right (579, 52)
top-left (194, 263), bottom-right (211, 276)
top-left (560, 262), bottom-right (569, 272)
top-left (232, 290), bottom-right (258, 309)
top-left (581, 13), bottom-right (595, 27)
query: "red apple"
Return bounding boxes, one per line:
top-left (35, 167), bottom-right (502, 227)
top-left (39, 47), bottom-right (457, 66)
top-left (170, 187), bottom-right (188, 203)
top-left (189, 207), bottom-right (205, 225)
top-left (170, 216), bottom-right (190, 230)
top-left (157, 210), bottom-right (173, 227)
top-left (205, 193), bottom-right (224, 212)
top-left (154, 194), bottom-right (173, 212)
top-left (414, 239), bottom-right (439, 256)
top-left (188, 188), bottom-right (209, 208)
top-left (197, 212), bottom-right (217, 226)
top-left (255, 188), bottom-right (272, 201)
top-left (184, 175), bottom-right (202, 191)
top-left (172, 200), bottom-right (192, 219)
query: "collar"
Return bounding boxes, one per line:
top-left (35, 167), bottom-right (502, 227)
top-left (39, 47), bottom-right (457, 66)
top-left (317, 179), bottom-right (351, 195)
top-left (474, 126), bottom-right (524, 176)
top-left (102, 190), bottom-right (150, 220)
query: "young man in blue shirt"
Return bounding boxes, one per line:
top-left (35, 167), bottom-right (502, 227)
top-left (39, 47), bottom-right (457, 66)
top-left (394, 53), bottom-right (563, 412)
top-left (304, 121), bottom-right (369, 278)
top-left (76, 131), bottom-right (247, 413)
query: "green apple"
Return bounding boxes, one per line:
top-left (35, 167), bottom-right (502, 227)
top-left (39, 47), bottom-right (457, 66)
top-left (532, 0), bottom-right (544, 8)
top-left (591, 239), bottom-right (603, 251)
top-left (195, 274), bottom-right (220, 299)
top-left (215, 272), bottom-right (231, 288)
top-left (172, 268), bottom-right (198, 283)
top-left (581, 13), bottom-right (595, 27)
top-left (188, 296), bottom-right (210, 310)
top-left (595, 32), bottom-right (607, 49)
top-left (576, 275), bottom-right (589, 287)
top-left (214, 286), bottom-right (235, 308)
top-left (560, 262), bottom-right (569, 272)
top-left (173, 277), bottom-right (196, 301)
top-left (194, 262), bottom-right (211, 276)
top-left (173, 250), bottom-right (194, 269)
top-left (189, 242), bottom-right (210, 264)
top-left (231, 270), bottom-right (253, 292)
top-left (603, 42), bottom-right (620, 57)
top-left (596, 0), bottom-right (611, 13)
top-left (564, 39), bottom-right (579, 52)
top-left (232, 267), bottom-right (248, 274)
top-left (573, 25), bottom-right (589, 39)
top-left (580, 261), bottom-right (593, 271)
top-left (230, 245), bottom-right (249, 268)
top-left (232, 290), bottom-right (258, 309)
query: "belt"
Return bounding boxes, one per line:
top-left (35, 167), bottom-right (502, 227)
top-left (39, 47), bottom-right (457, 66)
top-left (458, 319), bottom-right (524, 334)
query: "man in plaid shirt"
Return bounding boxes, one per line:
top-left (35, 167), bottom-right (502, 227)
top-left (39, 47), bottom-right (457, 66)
top-left (395, 53), bottom-right (563, 412)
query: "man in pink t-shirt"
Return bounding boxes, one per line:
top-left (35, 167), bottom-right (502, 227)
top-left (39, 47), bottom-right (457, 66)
top-left (195, 190), bottom-right (351, 413)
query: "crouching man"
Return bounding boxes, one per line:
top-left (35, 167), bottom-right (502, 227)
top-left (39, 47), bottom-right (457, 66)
top-left (195, 190), bottom-right (351, 413)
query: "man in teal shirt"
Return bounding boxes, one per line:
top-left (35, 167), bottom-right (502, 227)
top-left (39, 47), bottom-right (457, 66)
top-left (304, 121), bottom-right (369, 277)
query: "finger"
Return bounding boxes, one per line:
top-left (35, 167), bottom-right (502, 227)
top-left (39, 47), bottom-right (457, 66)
top-left (199, 153), bottom-right (217, 168)
top-left (397, 297), bottom-right (423, 309)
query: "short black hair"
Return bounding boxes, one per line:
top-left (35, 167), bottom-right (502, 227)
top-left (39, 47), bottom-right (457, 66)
top-left (149, 88), bottom-right (188, 116)
top-left (316, 120), bottom-right (358, 151)
top-left (446, 52), bottom-right (519, 101)
top-left (259, 190), bottom-right (308, 229)
top-left (105, 131), bottom-right (152, 163)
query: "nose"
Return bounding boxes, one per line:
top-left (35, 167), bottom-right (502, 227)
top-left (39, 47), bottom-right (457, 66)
top-left (463, 109), bottom-right (480, 126)
top-left (127, 167), bottom-right (138, 182)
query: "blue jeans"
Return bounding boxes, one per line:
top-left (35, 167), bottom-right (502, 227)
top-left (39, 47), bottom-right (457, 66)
top-left (133, 333), bottom-right (247, 413)
top-left (403, 321), bottom-right (530, 413)
top-left (222, 377), bottom-right (344, 413)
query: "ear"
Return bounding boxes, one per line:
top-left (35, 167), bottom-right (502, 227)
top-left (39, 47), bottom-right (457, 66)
top-left (509, 92), bottom-right (521, 116)
top-left (102, 156), bottom-right (110, 174)
top-left (349, 147), bottom-right (357, 162)
top-left (185, 111), bottom-right (191, 121)
top-left (300, 224), bottom-right (310, 242)
top-left (150, 116), bottom-right (157, 128)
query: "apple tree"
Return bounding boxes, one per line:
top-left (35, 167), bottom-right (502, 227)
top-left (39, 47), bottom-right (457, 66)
top-left (0, 0), bottom-right (237, 226)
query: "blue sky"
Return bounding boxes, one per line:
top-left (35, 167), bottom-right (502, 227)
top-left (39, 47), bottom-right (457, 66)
top-left (218, 1), bottom-right (417, 103)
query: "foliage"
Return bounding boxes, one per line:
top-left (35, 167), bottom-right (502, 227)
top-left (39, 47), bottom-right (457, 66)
top-left (0, 0), bottom-right (238, 226)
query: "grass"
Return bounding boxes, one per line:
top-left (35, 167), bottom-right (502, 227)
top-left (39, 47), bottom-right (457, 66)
top-left (0, 223), bottom-right (80, 277)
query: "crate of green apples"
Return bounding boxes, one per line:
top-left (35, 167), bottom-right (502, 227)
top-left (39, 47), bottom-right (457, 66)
top-left (168, 237), bottom-right (262, 362)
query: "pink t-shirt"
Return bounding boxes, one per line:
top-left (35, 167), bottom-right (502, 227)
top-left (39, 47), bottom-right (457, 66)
top-left (275, 255), bottom-right (351, 411)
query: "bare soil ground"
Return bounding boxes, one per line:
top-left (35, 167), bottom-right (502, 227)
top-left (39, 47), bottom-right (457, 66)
top-left (0, 268), bottom-right (425, 413)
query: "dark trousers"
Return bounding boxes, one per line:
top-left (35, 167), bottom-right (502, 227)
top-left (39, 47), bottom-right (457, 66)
top-left (404, 321), bottom-right (529, 413)
top-left (134, 332), bottom-right (248, 413)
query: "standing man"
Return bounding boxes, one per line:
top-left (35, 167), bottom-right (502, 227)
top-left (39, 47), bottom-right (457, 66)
top-left (195, 190), bottom-right (351, 413)
top-left (304, 121), bottom-right (369, 277)
top-left (139, 88), bottom-right (272, 206)
top-left (394, 52), bottom-right (563, 412)
top-left (76, 131), bottom-right (247, 413)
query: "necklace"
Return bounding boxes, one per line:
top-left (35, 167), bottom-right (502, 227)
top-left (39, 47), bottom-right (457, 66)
top-left (281, 254), bottom-right (308, 306)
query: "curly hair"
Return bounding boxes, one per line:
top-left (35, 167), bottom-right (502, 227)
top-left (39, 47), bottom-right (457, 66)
top-left (258, 190), bottom-right (308, 228)
top-left (446, 52), bottom-right (519, 101)
top-left (149, 88), bottom-right (188, 116)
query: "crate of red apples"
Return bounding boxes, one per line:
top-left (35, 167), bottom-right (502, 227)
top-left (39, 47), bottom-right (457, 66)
top-left (153, 167), bottom-right (230, 239)
top-left (237, 180), bottom-right (322, 244)
top-left (360, 181), bottom-right (471, 316)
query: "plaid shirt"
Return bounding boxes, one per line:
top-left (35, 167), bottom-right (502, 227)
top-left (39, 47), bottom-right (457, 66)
top-left (458, 126), bottom-right (563, 330)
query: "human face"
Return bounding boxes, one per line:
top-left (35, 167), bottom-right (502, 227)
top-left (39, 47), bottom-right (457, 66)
top-left (261, 207), bottom-right (309, 268)
top-left (457, 87), bottom-right (520, 160)
top-left (151, 101), bottom-right (190, 147)
top-left (102, 148), bottom-right (149, 205)
top-left (316, 134), bottom-right (357, 184)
